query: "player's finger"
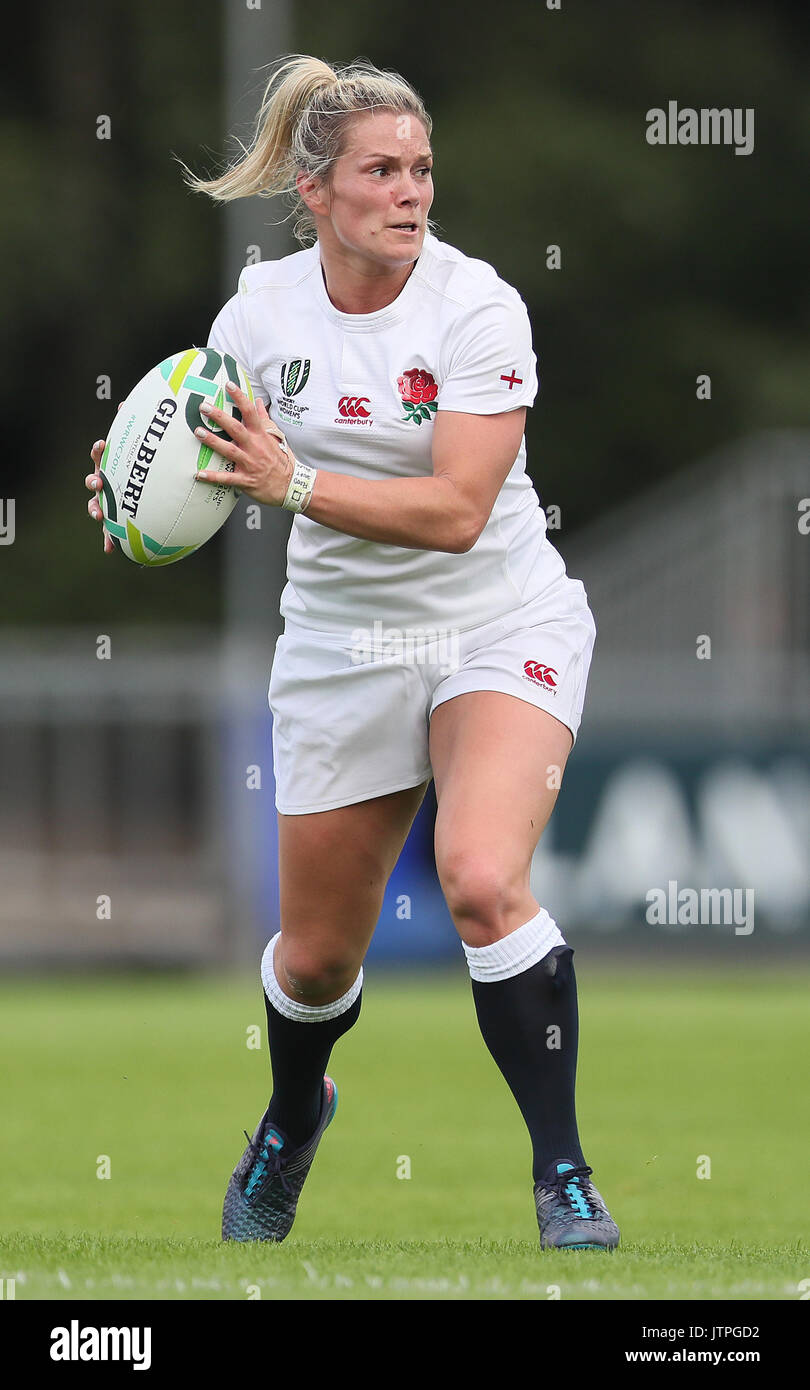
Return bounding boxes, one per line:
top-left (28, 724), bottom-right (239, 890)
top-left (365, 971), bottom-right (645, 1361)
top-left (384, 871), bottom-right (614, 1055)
top-left (90, 439), bottom-right (106, 467)
top-left (87, 494), bottom-right (103, 521)
top-left (198, 403), bottom-right (247, 443)
top-left (193, 424), bottom-right (242, 461)
top-left (224, 380), bottom-right (258, 425)
top-left (266, 426), bottom-right (289, 451)
top-left (193, 465), bottom-right (244, 488)
top-left (256, 404), bottom-right (289, 450)
top-left (253, 398), bottom-right (275, 433)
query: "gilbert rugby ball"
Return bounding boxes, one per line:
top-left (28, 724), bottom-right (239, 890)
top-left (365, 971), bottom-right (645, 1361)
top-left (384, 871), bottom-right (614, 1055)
top-left (99, 347), bottom-right (254, 566)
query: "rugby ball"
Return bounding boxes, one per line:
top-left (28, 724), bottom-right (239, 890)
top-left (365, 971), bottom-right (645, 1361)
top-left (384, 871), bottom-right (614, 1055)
top-left (98, 347), bottom-right (254, 566)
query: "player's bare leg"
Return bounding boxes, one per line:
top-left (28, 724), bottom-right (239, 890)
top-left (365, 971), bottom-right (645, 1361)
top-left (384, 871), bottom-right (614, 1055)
top-left (275, 783), bottom-right (428, 1003)
top-left (430, 692), bottom-right (619, 1250)
top-left (431, 691), bottom-right (572, 946)
top-left (223, 782), bottom-right (428, 1241)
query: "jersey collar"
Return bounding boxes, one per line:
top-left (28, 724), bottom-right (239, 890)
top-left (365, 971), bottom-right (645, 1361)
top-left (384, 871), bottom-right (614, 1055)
top-left (311, 236), bottom-right (430, 332)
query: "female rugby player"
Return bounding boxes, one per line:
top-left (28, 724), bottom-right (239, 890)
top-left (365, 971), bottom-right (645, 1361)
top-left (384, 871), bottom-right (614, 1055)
top-left (86, 54), bottom-right (619, 1251)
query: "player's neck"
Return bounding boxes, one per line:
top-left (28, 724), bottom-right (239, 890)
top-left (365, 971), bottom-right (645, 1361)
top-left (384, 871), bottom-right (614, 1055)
top-left (317, 246), bottom-right (418, 316)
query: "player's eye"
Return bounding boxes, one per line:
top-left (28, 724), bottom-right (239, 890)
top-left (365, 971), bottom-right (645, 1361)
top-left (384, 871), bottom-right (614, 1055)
top-left (369, 165), bottom-right (433, 176)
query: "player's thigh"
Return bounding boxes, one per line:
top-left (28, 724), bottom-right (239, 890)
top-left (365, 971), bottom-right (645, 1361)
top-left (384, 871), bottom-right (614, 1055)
top-left (430, 691), bottom-right (573, 903)
top-left (277, 781), bottom-right (429, 985)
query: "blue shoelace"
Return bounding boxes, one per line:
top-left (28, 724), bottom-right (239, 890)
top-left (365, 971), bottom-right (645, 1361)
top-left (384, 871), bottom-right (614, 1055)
top-left (544, 1164), bottom-right (596, 1219)
top-left (244, 1128), bottom-right (292, 1200)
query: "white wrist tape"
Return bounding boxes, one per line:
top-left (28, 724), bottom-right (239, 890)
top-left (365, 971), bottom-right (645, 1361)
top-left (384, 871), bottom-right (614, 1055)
top-left (282, 461), bottom-right (317, 514)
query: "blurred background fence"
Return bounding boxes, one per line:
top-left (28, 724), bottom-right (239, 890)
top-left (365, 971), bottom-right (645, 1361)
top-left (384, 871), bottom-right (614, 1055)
top-left (2, 426), bottom-right (807, 966)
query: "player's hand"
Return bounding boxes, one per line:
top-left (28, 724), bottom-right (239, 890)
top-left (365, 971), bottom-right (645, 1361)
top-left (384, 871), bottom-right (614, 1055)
top-left (191, 383), bottom-right (295, 507)
top-left (85, 403), bottom-right (123, 555)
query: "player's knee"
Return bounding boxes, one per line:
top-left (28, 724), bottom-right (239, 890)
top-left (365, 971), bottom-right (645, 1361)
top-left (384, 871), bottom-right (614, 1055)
top-left (278, 941), bottom-right (361, 1004)
top-left (436, 847), bottom-right (524, 944)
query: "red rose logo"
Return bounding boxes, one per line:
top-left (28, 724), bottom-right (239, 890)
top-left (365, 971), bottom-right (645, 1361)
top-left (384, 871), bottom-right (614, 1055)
top-left (398, 367), bottom-right (439, 425)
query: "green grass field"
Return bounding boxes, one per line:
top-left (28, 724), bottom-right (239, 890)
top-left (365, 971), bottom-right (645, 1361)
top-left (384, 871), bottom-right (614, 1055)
top-left (0, 962), bottom-right (806, 1301)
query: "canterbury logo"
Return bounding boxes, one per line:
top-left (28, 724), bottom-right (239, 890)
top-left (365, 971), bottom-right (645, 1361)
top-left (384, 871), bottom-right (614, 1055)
top-left (524, 660), bottom-right (558, 688)
top-left (338, 397), bottom-right (371, 418)
top-left (280, 359), bottom-right (310, 396)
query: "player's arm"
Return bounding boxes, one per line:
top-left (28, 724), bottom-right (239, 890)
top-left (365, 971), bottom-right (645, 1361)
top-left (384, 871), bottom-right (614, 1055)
top-left (304, 406), bottom-right (526, 552)
top-left (194, 384), bottom-right (526, 554)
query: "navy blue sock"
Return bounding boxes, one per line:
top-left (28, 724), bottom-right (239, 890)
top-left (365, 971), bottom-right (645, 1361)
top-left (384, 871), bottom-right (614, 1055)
top-left (470, 945), bottom-right (586, 1183)
top-left (263, 988), bottom-right (361, 1149)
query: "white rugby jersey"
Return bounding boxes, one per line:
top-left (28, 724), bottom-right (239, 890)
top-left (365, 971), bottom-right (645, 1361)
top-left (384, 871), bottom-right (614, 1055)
top-left (207, 231), bottom-right (567, 633)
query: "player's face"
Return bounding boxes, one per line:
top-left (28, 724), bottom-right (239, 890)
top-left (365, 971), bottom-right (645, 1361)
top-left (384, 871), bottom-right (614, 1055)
top-left (319, 110), bottom-right (434, 268)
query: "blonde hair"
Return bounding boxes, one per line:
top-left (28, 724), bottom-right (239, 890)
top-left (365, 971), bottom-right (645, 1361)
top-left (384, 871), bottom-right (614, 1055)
top-left (182, 53), bottom-right (436, 248)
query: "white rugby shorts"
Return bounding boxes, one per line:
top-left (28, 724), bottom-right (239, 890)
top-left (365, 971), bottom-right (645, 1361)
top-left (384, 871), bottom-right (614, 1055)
top-left (268, 573), bottom-right (597, 814)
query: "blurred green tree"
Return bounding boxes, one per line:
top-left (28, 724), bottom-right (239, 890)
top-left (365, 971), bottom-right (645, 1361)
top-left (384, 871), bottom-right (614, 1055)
top-left (4, 0), bottom-right (809, 624)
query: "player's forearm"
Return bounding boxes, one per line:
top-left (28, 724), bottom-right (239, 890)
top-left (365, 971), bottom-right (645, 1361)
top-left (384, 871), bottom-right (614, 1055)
top-left (303, 469), bottom-right (479, 553)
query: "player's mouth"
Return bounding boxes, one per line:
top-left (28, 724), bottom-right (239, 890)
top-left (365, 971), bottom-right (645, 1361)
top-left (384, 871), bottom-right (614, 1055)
top-left (388, 222), bottom-right (420, 235)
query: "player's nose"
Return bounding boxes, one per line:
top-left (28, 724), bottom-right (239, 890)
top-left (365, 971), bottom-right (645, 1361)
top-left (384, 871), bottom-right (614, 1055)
top-left (395, 171), bottom-right (424, 204)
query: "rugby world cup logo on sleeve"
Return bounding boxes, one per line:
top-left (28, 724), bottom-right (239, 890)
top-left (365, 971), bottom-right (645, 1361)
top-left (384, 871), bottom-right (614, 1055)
top-left (398, 368), bottom-right (438, 425)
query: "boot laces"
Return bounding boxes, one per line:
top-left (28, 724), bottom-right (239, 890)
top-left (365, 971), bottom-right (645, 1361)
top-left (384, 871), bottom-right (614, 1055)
top-left (544, 1164), bottom-right (596, 1217)
top-left (244, 1128), bottom-right (293, 1199)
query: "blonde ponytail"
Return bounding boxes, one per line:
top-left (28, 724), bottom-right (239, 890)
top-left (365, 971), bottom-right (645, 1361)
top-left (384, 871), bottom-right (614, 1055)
top-left (180, 53), bottom-right (433, 247)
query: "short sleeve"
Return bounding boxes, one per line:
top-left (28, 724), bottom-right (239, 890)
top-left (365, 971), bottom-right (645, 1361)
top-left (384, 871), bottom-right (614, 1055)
top-left (206, 272), bottom-right (270, 406)
top-left (438, 291), bottom-right (539, 415)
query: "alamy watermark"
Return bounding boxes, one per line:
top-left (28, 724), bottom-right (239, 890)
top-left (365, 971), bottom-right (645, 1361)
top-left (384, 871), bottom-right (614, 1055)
top-left (350, 622), bottom-right (460, 675)
top-left (50, 1322), bottom-right (151, 1371)
top-left (0, 499), bottom-right (14, 545)
top-left (646, 102), bottom-right (755, 156)
top-left (646, 879), bottom-right (754, 934)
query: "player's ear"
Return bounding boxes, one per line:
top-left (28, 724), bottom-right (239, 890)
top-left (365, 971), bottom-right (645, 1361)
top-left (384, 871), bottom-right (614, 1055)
top-left (296, 168), bottom-right (329, 216)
